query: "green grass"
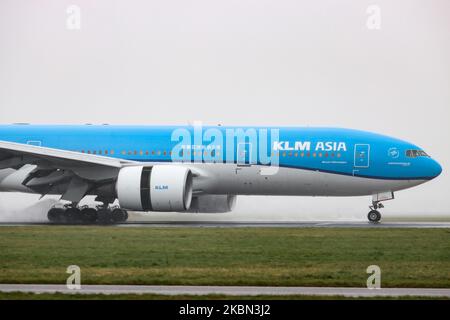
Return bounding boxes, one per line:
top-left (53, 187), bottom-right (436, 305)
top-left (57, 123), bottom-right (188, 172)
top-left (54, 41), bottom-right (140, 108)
top-left (0, 226), bottom-right (449, 288)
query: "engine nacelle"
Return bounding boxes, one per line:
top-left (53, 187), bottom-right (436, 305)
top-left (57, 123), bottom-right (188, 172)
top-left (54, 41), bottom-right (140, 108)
top-left (187, 194), bottom-right (237, 213)
top-left (116, 165), bottom-right (193, 211)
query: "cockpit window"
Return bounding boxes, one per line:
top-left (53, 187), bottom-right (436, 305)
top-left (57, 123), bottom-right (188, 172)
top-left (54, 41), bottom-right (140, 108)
top-left (406, 150), bottom-right (429, 158)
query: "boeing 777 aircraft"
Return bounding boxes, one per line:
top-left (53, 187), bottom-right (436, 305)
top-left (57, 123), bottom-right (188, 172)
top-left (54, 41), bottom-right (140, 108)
top-left (0, 124), bottom-right (442, 224)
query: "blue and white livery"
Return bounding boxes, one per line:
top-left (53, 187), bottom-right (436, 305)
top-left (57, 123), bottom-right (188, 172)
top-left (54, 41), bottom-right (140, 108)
top-left (0, 124), bottom-right (442, 223)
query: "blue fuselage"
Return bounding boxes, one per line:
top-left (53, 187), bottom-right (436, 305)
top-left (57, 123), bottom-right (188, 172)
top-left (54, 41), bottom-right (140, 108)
top-left (0, 125), bottom-right (442, 181)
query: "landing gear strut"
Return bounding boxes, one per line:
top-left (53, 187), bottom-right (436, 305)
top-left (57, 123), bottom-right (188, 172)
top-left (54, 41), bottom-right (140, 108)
top-left (367, 201), bottom-right (384, 223)
top-left (47, 203), bottom-right (128, 225)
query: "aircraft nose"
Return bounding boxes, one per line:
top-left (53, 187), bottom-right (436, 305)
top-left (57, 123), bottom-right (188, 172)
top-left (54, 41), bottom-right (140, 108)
top-left (428, 158), bottom-right (442, 179)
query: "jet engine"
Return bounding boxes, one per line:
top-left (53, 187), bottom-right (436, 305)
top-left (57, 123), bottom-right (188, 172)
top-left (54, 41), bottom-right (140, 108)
top-left (187, 194), bottom-right (237, 213)
top-left (116, 165), bottom-right (193, 211)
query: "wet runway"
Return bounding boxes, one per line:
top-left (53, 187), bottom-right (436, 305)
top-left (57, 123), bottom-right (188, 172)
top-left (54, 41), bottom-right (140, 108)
top-left (119, 221), bottom-right (450, 228)
top-left (0, 221), bottom-right (449, 228)
top-left (0, 284), bottom-right (449, 297)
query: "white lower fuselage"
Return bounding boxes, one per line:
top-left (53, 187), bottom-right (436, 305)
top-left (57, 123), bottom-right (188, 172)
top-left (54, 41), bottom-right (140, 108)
top-left (0, 163), bottom-right (425, 198)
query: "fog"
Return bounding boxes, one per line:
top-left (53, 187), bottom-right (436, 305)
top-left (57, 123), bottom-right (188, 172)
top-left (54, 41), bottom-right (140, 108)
top-left (0, 0), bottom-right (449, 221)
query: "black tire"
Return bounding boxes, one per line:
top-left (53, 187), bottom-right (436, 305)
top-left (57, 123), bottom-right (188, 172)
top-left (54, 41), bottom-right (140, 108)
top-left (97, 208), bottom-right (112, 224)
top-left (47, 208), bottom-right (64, 222)
top-left (368, 210), bottom-right (381, 223)
top-left (111, 209), bottom-right (127, 223)
top-left (81, 208), bottom-right (98, 224)
top-left (65, 207), bottom-right (82, 224)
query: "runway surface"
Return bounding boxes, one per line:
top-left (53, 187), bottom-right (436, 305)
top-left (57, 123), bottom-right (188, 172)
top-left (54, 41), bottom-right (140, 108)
top-left (1, 284), bottom-right (449, 297)
top-left (119, 221), bottom-right (450, 228)
top-left (0, 221), bottom-right (450, 228)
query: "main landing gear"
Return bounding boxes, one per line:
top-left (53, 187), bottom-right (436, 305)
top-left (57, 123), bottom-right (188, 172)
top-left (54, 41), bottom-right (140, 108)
top-left (47, 204), bottom-right (128, 225)
top-left (367, 201), bottom-right (384, 223)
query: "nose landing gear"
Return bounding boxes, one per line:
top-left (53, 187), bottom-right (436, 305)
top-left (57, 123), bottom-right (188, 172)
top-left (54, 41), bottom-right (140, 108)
top-left (367, 192), bottom-right (394, 224)
top-left (367, 201), bottom-right (384, 223)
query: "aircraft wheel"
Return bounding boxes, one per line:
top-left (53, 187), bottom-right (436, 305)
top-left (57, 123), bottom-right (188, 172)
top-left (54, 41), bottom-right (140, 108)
top-left (111, 208), bottom-right (128, 223)
top-left (368, 210), bottom-right (381, 223)
top-left (47, 208), bottom-right (64, 223)
top-left (81, 208), bottom-right (97, 224)
top-left (97, 208), bottom-right (112, 224)
top-left (65, 207), bottom-right (82, 224)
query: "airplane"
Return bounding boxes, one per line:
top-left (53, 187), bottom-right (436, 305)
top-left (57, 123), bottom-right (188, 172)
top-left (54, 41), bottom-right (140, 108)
top-left (0, 124), bottom-right (442, 224)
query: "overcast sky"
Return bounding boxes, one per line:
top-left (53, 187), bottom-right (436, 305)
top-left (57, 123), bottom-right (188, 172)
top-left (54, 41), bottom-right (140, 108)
top-left (0, 0), bottom-right (449, 221)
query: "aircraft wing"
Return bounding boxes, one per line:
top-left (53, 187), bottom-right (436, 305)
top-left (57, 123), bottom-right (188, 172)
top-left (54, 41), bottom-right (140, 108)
top-left (0, 140), bottom-right (136, 202)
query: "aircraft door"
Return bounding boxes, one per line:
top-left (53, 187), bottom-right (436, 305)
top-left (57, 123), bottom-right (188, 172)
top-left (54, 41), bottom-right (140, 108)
top-left (354, 144), bottom-right (370, 168)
